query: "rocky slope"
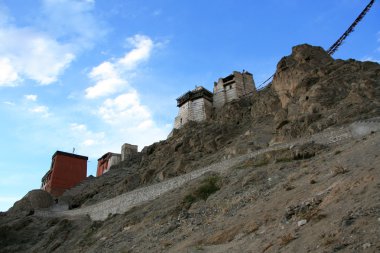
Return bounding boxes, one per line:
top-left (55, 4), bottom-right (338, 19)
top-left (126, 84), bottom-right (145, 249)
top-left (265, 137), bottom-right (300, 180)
top-left (1, 44), bottom-right (379, 253)
top-left (272, 44), bottom-right (380, 142)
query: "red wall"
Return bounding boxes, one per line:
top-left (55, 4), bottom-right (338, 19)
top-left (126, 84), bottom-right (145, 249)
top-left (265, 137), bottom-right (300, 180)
top-left (44, 151), bottom-right (88, 197)
top-left (96, 153), bottom-right (110, 177)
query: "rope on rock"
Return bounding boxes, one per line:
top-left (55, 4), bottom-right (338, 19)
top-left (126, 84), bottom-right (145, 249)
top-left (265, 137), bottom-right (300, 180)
top-left (257, 0), bottom-right (376, 89)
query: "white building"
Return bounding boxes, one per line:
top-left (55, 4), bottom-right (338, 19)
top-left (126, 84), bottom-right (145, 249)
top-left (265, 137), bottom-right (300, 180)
top-left (174, 86), bottom-right (213, 129)
top-left (213, 70), bottom-right (256, 109)
top-left (173, 70), bottom-right (256, 129)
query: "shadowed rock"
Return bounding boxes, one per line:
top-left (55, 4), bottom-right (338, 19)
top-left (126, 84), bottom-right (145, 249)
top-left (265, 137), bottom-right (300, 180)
top-left (7, 189), bottom-right (53, 216)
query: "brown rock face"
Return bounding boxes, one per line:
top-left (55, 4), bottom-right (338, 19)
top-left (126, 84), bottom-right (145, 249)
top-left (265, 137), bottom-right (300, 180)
top-left (1, 44), bottom-right (380, 253)
top-left (272, 44), bottom-right (334, 108)
top-left (60, 44), bottom-right (379, 207)
top-left (7, 190), bottom-right (53, 216)
top-left (271, 44), bottom-right (380, 140)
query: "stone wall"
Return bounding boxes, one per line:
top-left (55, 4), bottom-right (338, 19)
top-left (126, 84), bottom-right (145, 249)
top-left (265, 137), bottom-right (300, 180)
top-left (36, 153), bottom-right (247, 221)
top-left (121, 143), bottom-right (138, 161)
top-left (225, 83), bottom-right (238, 103)
top-left (213, 71), bottom-right (256, 109)
top-left (174, 71), bottom-right (256, 128)
top-left (191, 98), bottom-right (213, 122)
top-left (174, 100), bottom-right (191, 129)
top-left (234, 71), bottom-right (255, 97)
top-left (35, 119), bottom-right (380, 221)
top-left (213, 85), bottom-right (226, 109)
top-left (174, 98), bottom-right (212, 129)
top-left (107, 155), bottom-right (121, 170)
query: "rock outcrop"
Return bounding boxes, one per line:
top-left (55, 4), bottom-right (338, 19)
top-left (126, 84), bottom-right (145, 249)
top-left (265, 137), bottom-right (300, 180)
top-left (51, 45), bottom-right (380, 208)
top-left (272, 44), bottom-right (380, 142)
top-left (1, 44), bottom-right (379, 253)
top-left (7, 190), bottom-right (53, 216)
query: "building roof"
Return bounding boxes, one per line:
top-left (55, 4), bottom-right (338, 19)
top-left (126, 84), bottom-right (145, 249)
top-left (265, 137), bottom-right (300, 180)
top-left (176, 86), bottom-right (213, 107)
top-left (221, 71), bottom-right (253, 85)
top-left (52, 151), bottom-right (88, 160)
top-left (97, 152), bottom-right (121, 161)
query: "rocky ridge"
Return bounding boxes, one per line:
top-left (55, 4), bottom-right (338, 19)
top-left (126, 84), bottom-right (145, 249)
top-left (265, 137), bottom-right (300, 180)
top-left (1, 44), bottom-right (379, 253)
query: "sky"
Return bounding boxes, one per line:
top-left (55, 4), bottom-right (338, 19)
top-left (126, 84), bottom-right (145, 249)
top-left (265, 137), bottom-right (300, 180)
top-left (0, 0), bottom-right (379, 211)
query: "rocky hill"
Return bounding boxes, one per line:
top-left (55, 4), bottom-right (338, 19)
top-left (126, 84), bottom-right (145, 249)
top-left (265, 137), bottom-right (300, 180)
top-left (1, 44), bottom-right (379, 253)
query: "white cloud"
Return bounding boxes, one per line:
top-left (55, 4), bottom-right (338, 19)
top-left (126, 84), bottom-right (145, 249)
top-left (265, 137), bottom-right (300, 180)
top-left (98, 91), bottom-right (151, 125)
top-left (24, 94), bottom-right (38, 101)
top-left (118, 35), bottom-right (154, 69)
top-left (0, 57), bottom-right (19, 86)
top-left (3, 101), bottom-right (15, 106)
top-left (85, 34), bottom-right (154, 99)
top-left (85, 62), bottom-right (127, 99)
top-left (29, 105), bottom-right (50, 117)
top-left (83, 34), bottom-right (171, 150)
top-left (0, 22), bottom-right (74, 86)
top-left (0, 0), bottom-right (102, 86)
top-left (70, 123), bottom-right (88, 132)
top-left (69, 123), bottom-right (107, 157)
top-left (95, 91), bottom-right (170, 150)
top-left (40, 0), bottom-right (102, 50)
top-left (83, 139), bottom-right (96, 146)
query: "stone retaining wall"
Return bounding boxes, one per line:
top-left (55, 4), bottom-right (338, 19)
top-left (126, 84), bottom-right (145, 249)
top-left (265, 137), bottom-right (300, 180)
top-left (35, 119), bottom-right (380, 221)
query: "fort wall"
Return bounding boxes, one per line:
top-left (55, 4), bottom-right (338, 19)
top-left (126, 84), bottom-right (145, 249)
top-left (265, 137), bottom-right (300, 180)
top-left (35, 119), bottom-right (380, 221)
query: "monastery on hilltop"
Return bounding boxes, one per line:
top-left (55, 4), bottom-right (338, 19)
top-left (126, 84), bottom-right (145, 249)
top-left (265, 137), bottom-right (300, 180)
top-left (40, 70), bottom-right (256, 193)
top-left (174, 70), bottom-right (256, 129)
top-left (41, 151), bottom-right (88, 197)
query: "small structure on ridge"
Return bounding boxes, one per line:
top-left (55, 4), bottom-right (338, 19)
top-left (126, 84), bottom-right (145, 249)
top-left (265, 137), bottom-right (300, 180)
top-left (41, 151), bottom-right (88, 197)
top-left (96, 152), bottom-right (121, 177)
top-left (96, 143), bottom-right (138, 177)
top-left (174, 86), bottom-right (213, 129)
top-left (173, 70), bottom-right (256, 129)
top-left (213, 70), bottom-right (256, 109)
top-left (121, 143), bottom-right (138, 161)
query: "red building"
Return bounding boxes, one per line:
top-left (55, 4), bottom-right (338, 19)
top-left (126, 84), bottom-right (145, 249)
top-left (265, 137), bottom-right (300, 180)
top-left (41, 151), bottom-right (88, 197)
top-left (96, 152), bottom-right (121, 177)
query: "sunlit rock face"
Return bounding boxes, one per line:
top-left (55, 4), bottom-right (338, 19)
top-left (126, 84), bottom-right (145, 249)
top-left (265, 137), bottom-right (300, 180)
top-left (271, 44), bottom-right (380, 141)
top-left (272, 44), bottom-right (334, 109)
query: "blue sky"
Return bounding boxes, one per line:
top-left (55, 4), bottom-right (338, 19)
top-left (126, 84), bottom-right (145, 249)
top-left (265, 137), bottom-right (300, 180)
top-left (0, 0), bottom-right (379, 211)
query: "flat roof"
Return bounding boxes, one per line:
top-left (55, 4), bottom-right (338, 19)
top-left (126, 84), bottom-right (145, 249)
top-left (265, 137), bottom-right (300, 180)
top-left (97, 152), bottom-right (121, 161)
top-left (176, 86), bottom-right (213, 107)
top-left (52, 151), bottom-right (88, 160)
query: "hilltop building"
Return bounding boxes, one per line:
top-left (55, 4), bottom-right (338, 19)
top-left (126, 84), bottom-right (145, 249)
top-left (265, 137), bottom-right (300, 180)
top-left (174, 86), bottom-right (213, 129)
top-left (41, 151), bottom-right (88, 197)
top-left (96, 152), bottom-right (121, 177)
top-left (213, 70), bottom-right (256, 109)
top-left (121, 143), bottom-right (138, 161)
top-left (173, 70), bottom-right (256, 129)
top-left (96, 143), bottom-right (138, 177)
